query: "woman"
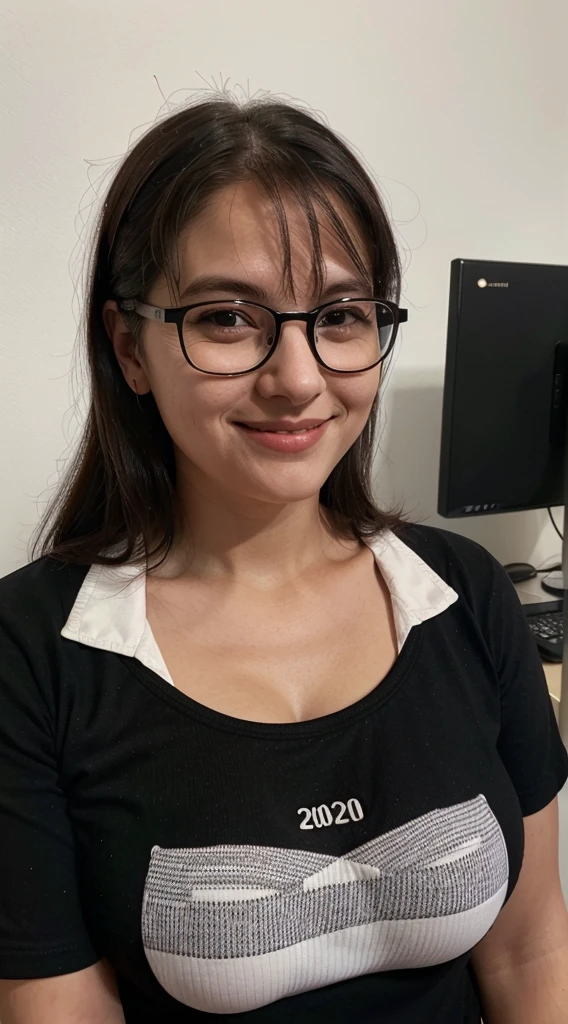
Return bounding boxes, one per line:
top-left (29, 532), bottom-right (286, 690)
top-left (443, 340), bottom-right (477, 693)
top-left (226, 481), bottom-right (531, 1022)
top-left (0, 96), bottom-right (567, 1024)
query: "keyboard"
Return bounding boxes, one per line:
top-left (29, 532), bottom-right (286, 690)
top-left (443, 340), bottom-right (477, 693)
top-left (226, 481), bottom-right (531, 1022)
top-left (523, 599), bottom-right (564, 661)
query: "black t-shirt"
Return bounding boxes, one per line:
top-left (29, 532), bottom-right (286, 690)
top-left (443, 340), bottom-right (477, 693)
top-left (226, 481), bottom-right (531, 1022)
top-left (0, 523), bottom-right (566, 1023)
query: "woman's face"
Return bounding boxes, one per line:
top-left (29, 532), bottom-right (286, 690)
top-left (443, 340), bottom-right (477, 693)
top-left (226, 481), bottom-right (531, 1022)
top-left (108, 180), bottom-right (381, 512)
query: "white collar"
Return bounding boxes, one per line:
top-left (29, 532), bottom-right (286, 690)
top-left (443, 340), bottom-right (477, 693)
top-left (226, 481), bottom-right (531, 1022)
top-left (61, 530), bottom-right (458, 688)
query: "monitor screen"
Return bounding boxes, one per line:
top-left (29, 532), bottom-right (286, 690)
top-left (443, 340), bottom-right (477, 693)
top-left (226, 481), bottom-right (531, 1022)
top-left (438, 258), bottom-right (568, 519)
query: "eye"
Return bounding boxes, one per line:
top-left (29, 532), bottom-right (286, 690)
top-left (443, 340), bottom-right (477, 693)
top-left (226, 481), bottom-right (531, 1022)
top-left (317, 304), bottom-right (370, 330)
top-left (197, 308), bottom-right (256, 330)
top-left (320, 309), bottom-right (357, 327)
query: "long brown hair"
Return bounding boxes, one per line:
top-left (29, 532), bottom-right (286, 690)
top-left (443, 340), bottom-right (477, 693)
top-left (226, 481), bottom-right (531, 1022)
top-left (32, 96), bottom-right (407, 570)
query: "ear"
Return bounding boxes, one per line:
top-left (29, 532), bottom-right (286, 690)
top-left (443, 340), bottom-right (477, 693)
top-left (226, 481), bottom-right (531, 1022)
top-left (102, 300), bottom-right (152, 395)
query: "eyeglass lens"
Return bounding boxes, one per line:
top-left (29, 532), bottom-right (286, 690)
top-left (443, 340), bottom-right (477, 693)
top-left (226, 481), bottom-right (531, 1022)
top-left (181, 301), bottom-right (394, 373)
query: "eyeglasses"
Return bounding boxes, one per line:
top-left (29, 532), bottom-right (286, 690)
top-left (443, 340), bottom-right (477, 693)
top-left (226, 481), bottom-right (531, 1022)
top-left (118, 297), bottom-right (408, 376)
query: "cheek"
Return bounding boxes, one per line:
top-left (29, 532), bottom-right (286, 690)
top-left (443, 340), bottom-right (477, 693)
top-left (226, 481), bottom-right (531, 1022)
top-left (333, 372), bottom-right (380, 417)
top-left (150, 365), bottom-right (248, 452)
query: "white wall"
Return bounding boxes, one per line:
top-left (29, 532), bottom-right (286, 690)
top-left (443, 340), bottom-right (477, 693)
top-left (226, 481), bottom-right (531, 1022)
top-left (1, 0), bottom-right (567, 578)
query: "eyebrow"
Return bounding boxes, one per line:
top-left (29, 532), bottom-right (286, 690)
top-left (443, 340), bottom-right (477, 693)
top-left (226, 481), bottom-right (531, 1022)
top-left (178, 274), bottom-right (372, 305)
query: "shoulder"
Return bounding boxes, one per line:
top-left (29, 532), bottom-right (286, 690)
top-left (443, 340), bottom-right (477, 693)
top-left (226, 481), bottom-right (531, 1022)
top-left (390, 524), bottom-right (536, 675)
top-left (0, 556), bottom-right (90, 636)
top-left (0, 557), bottom-right (93, 711)
top-left (392, 524), bottom-right (499, 581)
top-left (392, 521), bottom-right (505, 603)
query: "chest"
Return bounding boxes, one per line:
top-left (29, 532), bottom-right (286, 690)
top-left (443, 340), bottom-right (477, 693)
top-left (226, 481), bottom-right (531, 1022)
top-left (68, 635), bottom-right (519, 1017)
top-left (145, 553), bottom-right (398, 723)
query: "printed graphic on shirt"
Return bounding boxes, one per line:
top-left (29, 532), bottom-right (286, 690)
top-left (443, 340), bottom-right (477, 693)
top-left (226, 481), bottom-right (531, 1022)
top-left (141, 795), bottom-right (508, 1014)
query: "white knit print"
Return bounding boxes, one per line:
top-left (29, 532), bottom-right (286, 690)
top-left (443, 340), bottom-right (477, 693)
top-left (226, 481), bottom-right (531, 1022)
top-left (142, 795), bottom-right (508, 1014)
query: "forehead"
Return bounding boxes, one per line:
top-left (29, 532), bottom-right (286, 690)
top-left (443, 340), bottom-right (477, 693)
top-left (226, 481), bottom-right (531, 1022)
top-left (174, 180), bottom-right (371, 304)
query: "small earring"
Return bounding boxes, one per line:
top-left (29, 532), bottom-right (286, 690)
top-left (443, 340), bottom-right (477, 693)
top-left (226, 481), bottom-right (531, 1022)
top-left (132, 378), bottom-right (138, 394)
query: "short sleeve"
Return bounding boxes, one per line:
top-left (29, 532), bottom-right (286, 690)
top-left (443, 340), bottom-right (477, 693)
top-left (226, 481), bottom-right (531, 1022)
top-left (486, 557), bottom-right (568, 817)
top-left (0, 607), bottom-right (99, 978)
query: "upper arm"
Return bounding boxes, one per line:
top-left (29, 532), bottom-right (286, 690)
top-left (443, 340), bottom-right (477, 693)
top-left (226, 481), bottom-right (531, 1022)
top-left (472, 797), bottom-right (568, 976)
top-left (0, 617), bottom-right (98, 978)
top-left (473, 553), bottom-right (568, 968)
top-left (0, 959), bottom-right (125, 1024)
top-left (483, 559), bottom-right (568, 817)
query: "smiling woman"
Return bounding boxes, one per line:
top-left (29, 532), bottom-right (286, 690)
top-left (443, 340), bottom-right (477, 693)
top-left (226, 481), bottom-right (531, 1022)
top-left (30, 97), bottom-right (405, 572)
top-left (1, 95), bottom-right (567, 1024)
top-left (100, 173), bottom-right (406, 516)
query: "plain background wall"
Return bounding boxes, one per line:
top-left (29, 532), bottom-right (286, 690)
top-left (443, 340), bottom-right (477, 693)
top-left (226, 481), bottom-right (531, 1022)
top-left (1, 0), bottom-right (567, 578)
top-left (1, 0), bottom-right (568, 899)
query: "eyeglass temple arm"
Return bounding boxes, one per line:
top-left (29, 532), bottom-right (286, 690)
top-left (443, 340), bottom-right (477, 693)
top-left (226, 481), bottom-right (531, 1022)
top-left (377, 307), bottom-right (408, 328)
top-left (119, 299), bottom-right (165, 323)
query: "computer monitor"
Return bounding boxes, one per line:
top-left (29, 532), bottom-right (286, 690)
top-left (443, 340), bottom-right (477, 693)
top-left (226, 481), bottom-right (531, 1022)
top-left (438, 258), bottom-right (568, 519)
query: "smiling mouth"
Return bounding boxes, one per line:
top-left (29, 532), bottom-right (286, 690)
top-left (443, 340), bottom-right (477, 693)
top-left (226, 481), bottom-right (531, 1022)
top-left (237, 424), bottom-right (325, 435)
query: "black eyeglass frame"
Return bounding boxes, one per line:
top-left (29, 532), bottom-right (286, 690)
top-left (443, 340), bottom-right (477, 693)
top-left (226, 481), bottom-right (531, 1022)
top-left (118, 296), bottom-right (408, 377)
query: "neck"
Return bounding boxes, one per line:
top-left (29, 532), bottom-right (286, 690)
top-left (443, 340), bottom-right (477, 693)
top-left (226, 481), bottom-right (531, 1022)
top-left (155, 466), bottom-right (357, 589)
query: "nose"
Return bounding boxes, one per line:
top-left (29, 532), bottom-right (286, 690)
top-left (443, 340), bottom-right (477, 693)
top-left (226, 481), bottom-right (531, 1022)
top-left (254, 319), bottom-right (326, 402)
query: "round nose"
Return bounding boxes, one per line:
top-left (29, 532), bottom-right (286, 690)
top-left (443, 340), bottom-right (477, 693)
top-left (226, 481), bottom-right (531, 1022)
top-left (255, 320), bottom-right (326, 402)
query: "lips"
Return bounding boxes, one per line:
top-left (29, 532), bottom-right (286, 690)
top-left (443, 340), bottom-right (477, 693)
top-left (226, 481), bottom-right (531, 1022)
top-left (238, 424), bottom-right (322, 434)
top-left (234, 418), bottom-right (332, 452)
top-left (236, 418), bottom-right (331, 434)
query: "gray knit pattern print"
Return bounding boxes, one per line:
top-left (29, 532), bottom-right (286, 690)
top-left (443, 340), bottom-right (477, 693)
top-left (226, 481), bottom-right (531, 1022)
top-left (142, 795), bottom-right (508, 960)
